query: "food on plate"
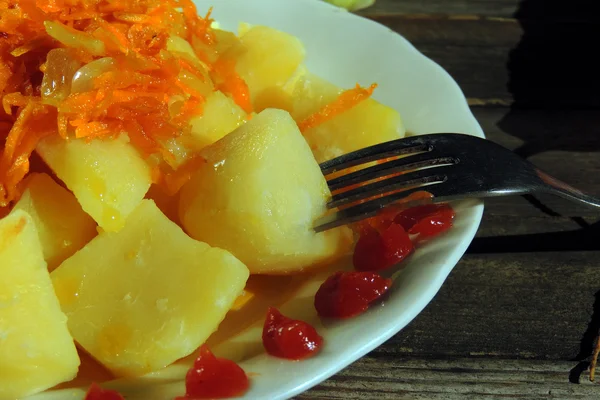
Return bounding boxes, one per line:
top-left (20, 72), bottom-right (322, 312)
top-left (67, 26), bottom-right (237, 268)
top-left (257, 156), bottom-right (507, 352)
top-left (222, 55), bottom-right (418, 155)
top-left (394, 203), bottom-right (456, 242)
top-left (262, 307), bottom-right (323, 360)
top-left (0, 0), bottom-right (453, 397)
top-left (188, 90), bottom-right (247, 150)
top-left (289, 73), bottom-right (405, 163)
top-left (179, 108), bottom-right (352, 274)
top-left (83, 383), bottom-right (124, 400)
top-left (314, 271), bottom-right (392, 318)
top-left (0, 211), bottom-right (79, 399)
top-left (51, 200), bottom-right (249, 376)
top-left (175, 345), bottom-right (250, 400)
top-left (223, 25), bottom-right (305, 109)
top-left (353, 222), bottom-right (414, 271)
top-left (36, 134), bottom-right (152, 232)
top-left (10, 172), bottom-right (97, 271)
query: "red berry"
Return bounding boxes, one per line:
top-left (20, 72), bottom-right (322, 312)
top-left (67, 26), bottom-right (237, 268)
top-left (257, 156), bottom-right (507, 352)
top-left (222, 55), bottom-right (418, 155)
top-left (353, 223), bottom-right (414, 271)
top-left (393, 204), bottom-right (444, 231)
top-left (314, 271), bottom-right (392, 318)
top-left (84, 383), bottom-right (124, 400)
top-left (179, 345), bottom-right (249, 399)
top-left (408, 205), bottom-right (455, 241)
top-left (262, 307), bottom-right (323, 360)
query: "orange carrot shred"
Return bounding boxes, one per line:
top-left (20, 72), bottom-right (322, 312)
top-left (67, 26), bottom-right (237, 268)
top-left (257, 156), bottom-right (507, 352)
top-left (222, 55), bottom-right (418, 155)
top-left (298, 83), bottom-right (377, 132)
top-left (0, 0), bottom-right (254, 205)
top-left (212, 58), bottom-right (253, 114)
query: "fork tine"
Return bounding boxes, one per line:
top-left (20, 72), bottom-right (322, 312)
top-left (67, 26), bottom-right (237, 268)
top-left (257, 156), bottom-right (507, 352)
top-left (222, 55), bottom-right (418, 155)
top-left (327, 166), bottom-right (451, 209)
top-left (327, 151), bottom-right (457, 192)
top-left (314, 185), bottom-right (445, 232)
top-left (319, 136), bottom-right (432, 175)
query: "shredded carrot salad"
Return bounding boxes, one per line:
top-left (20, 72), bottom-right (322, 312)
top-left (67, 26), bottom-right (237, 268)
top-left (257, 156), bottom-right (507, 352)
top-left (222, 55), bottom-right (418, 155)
top-left (0, 0), bottom-right (251, 206)
top-left (0, 0), bottom-right (376, 207)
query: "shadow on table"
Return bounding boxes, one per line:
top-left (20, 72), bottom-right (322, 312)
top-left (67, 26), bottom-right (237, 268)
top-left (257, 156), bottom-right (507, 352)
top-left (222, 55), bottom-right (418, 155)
top-left (568, 289), bottom-right (600, 383)
top-left (498, 0), bottom-right (600, 159)
top-left (494, 0), bottom-right (600, 223)
top-left (467, 220), bottom-right (600, 253)
top-left (483, 0), bottom-right (600, 382)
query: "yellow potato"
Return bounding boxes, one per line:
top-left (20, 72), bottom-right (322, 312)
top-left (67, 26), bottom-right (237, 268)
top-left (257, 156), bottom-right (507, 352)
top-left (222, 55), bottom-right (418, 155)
top-left (290, 72), bottom-right (406, 163)
top-left (223, 25), bottom-right (305, 108)
top-left (145, 184), bottom-right (180, 224)
top-left (51, 200), bottom-right (249, 377)
top-left (179, 108), bottom-right (352, 274)
top-left (36, 134), bottom-right (152, 232)
top-left (0, 211), bottom-right (80, 399)
top-left (11, 173), bottom-right (97, 271)
top-left (189, 90), bottom-right (247, 149)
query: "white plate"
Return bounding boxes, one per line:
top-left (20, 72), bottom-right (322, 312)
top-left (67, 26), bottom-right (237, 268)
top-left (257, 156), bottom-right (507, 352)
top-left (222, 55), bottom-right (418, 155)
top-left (34, 1), bottom-right (484, 399)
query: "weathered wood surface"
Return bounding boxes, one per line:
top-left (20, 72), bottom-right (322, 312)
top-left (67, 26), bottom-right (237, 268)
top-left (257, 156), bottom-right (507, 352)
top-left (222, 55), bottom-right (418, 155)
top-left (359, 1), bottom-right (600, 108)
top-left (298, 1), bottom-right (600, 399)
top-left (366, 0), bottom-right (520, 17)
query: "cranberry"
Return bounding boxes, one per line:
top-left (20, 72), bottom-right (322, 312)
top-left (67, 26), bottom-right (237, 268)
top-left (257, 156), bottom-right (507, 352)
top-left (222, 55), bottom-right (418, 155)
top-left (84, 383), bottom-right (124, 400)
top-left (353, 223), bottom-right (414, 271)
top-left (176, 345), bottom-right (249, 399)
top-left (262, 307), bottom-right (323, 360)
top-left (314, 271), bottom-right (392, 318)
top-left (395, 204), bottom-right (455, 242)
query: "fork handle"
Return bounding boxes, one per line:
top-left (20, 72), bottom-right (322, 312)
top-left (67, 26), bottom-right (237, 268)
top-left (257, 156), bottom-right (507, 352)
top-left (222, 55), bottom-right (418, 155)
top-left (536, 169), bottom-right (600, 209)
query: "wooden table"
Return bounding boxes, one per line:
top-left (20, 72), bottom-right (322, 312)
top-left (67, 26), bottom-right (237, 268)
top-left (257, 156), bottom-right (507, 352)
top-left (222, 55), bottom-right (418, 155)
top-left (298, 1), bottom-right (600, 398)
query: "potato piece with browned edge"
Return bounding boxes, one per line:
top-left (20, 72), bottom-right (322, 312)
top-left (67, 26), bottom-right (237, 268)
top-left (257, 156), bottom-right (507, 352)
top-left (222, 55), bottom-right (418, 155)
top-left (36, 134), bottom-right (152, 232)
top-left (0, 211), bottom-right (80, 399)
top-left (179, 108), bottom-right (352, 274)
top-left (51, 200), bottom-right (249, 377)
top-left (11, 173), bottom-right (97, 271)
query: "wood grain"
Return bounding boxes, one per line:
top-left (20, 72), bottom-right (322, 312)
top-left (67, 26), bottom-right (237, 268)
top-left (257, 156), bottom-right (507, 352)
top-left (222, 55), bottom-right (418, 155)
top-left (296, 358), bottom-right (599, 399)
top-left (362, 0), bottom-right (521, 17)
top-left (356, 12), bottom-right (600, 107)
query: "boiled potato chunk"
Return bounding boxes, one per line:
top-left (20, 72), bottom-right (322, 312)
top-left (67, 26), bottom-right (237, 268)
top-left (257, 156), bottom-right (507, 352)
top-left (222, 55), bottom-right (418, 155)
top-left (145, 184), bottom-right (180, 224)
top-left (36, 134), bottom-right (152, 232)
top-left (290, 72), bottom-right (406, 163)
top-left (51, 200), bottom-right (249, 377)
top-left (0, 211), bottom-right (79, 399)
top-left (179, 108), bottom-right (352, 274)
top-left (189, 90), bottom-right (246, 149)
top-left (162, 91), bottom-right (246, 169)
top-left (11, 173), bottom-right (97, 271)
top-left (223, 25), bottom-right (305, 108)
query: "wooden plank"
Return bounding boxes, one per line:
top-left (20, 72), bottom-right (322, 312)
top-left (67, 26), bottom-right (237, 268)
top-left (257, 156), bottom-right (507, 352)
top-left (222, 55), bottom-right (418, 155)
top-left (296, 358), bottom-right (599, 399)
top-left (360, 0), bottom-right (520, 18)
top-left (362, 0), bottom-right (600, 21)
top-left (365, 15), bottom-right (521, 47)
top-left (374, 251), bottom-right (600, 361)
top-left (356, 15), bottom-right (600, 107)
top-left (367, 16), bottom-right (516, 105)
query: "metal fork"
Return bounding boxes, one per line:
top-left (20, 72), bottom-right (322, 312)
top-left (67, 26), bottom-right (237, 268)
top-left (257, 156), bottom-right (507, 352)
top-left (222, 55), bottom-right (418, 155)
top-left (313, 133), bottom-right (600, 232)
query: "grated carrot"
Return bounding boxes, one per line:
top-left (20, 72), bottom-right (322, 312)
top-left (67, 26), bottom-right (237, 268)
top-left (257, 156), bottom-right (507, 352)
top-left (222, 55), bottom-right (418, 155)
top-left (0, 0), bottom-right (252, 206)
top-left (212, 58), bottom-right (253, 114)
top-left (298, 83), bottom-right (377, 132)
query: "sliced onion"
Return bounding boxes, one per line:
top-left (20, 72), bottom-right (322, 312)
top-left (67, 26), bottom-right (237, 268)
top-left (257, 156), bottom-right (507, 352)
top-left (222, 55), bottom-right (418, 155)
top-left (71, 57), bottom-right (115, 93)
top-left (44, 20), bottom-right (105, 56)
top-left (41, 48), bottom-right (81, 106)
